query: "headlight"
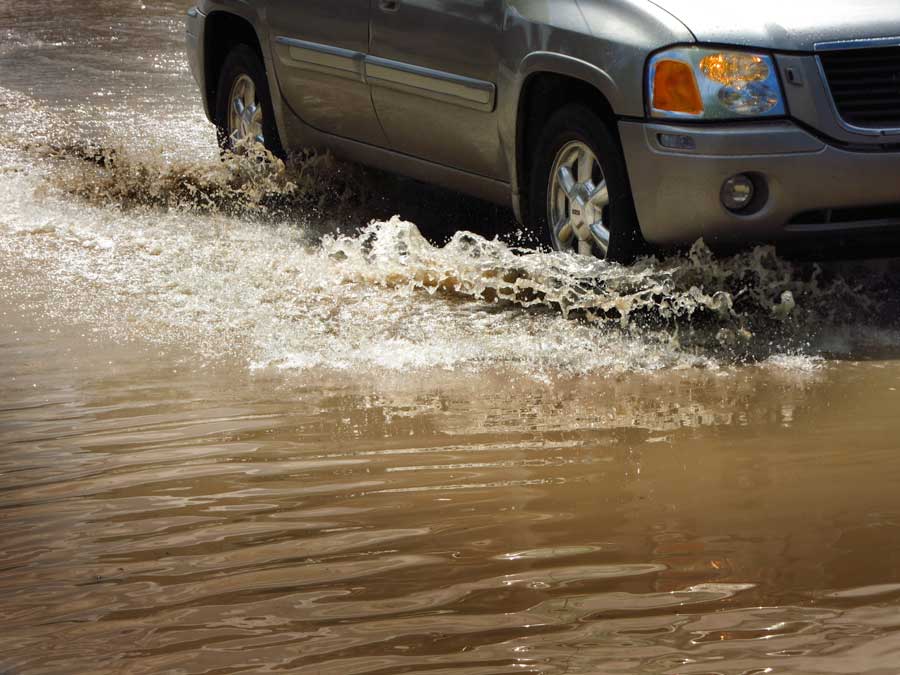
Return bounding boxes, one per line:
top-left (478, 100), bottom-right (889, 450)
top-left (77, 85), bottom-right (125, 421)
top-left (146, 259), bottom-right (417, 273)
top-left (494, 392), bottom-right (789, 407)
top-left (647, 47), bottom-right (785, 119)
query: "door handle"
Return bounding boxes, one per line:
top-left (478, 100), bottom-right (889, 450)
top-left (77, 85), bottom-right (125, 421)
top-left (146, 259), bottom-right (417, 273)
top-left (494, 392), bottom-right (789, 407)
top-left (379, 0), bottom-right (399, 11)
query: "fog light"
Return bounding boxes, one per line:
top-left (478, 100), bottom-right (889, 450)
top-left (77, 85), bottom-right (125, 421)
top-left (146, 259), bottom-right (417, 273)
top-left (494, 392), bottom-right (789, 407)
top-left (721, 174), bottom-right (754, 212)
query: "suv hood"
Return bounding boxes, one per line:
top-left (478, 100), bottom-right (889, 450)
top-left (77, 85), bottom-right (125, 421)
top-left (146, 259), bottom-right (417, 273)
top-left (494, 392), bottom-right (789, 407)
top-left (649, 0), bottom-right (900, 52)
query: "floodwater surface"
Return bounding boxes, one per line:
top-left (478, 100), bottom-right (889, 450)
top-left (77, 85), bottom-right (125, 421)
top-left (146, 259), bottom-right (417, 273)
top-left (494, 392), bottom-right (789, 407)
top-left (3, 2), bottom-right (900, 674)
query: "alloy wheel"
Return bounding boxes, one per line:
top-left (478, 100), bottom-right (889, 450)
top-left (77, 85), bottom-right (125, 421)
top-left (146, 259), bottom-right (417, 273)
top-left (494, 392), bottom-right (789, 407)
top-left (227, 74), bottom-right (265, 146)
top-left (546, 140), bottom-right (611, 257)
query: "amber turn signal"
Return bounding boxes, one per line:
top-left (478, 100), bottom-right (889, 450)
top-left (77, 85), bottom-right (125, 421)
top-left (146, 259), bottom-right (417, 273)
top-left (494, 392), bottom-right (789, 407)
top-left (652, 60), bottom-right (703, 115)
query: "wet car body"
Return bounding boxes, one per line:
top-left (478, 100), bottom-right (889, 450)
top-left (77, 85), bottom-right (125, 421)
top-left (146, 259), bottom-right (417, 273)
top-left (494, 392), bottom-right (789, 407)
top-left (186, 0), bottom-right (900, 255)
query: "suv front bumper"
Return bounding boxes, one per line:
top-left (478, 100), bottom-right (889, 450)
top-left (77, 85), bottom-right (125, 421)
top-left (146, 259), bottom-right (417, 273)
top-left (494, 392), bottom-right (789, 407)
top-left (619, 120), bottom-right (900, 248)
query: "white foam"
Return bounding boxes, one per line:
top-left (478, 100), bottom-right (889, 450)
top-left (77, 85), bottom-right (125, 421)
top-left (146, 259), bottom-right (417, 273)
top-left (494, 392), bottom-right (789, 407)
top-left (0, 88), bottom-right (896, 380)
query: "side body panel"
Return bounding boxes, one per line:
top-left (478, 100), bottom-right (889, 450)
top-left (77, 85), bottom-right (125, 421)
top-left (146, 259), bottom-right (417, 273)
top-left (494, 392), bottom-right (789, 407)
top-left (265, 0), bottom-right (388, 145)
top-left (368, 0), bottom-right (507, 180)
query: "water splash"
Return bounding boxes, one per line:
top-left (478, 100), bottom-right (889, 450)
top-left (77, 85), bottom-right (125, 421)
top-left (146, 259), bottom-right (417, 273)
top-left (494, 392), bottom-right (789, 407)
top-left (2, 88), bottom-right (900, 378)
top-left (22, 139), bottom-right (369, 221)
top-left (321, 217), bottom-right (891, 360)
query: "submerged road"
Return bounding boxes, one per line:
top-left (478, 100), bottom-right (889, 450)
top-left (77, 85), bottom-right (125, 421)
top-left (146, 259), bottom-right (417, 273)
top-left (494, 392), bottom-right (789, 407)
top-left (3, 2), bottom-right (900, 673)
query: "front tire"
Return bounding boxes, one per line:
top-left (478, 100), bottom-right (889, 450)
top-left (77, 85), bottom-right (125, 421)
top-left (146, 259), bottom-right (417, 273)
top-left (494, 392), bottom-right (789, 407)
top-left (527, 104), bottom-right (645, 263)
top-left (214, 44), bottom-right (284, 157)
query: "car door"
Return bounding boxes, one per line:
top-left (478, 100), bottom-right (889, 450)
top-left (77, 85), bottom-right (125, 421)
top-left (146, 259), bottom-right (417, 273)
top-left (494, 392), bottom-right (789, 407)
top-left (367, 0), bottom-right (506, 180)
top-left (266, 0), bottom-right (388, 146)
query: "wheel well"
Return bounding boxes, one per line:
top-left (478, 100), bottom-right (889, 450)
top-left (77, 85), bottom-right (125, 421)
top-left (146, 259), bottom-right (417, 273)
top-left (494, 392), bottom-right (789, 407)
top-left (516, 73), bottom-right (618, 220)
top-left (203, 12), bottom-right (263, 119)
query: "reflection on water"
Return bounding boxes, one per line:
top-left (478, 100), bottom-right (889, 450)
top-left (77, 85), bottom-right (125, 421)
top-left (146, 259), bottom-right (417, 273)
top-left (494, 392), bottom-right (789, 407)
top-left (3, 1), bottom-right (900, 674)
top-left (4, 308), bottom-right (900, 674)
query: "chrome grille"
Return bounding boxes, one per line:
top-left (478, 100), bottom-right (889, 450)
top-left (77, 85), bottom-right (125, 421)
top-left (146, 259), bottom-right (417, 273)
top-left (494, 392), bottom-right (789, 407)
top-left (819, 46), bottom-right (900, 130)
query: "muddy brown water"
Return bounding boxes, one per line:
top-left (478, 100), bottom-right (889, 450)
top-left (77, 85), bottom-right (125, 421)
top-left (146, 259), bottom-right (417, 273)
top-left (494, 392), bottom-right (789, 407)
top-left (3, 2), bottom-right (900, 674)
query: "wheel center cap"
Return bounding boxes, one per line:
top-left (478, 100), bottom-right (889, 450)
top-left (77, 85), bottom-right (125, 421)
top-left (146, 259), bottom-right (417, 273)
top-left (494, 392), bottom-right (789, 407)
top-left (570, 184), bottom-right (593, 224)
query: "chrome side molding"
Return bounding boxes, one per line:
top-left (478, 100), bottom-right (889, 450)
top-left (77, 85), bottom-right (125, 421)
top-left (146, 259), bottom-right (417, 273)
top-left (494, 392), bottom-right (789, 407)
top-left (364, 56), bottom-right (495, 111)
top-left (275, 36), bottom-right (496, 111)
top-left (275, 37), bottom-right (366, 83)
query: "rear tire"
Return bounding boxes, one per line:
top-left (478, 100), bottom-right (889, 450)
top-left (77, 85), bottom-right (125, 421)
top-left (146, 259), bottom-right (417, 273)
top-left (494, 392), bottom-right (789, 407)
top-left (527, 104), bottom-right (645, 264)
top-left (214, 44), bottom-right (285, 158)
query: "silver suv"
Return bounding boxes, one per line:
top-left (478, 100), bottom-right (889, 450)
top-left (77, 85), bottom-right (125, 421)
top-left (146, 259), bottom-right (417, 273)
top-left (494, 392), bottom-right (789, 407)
top-left (186, 1), bottom-right (900, 262)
